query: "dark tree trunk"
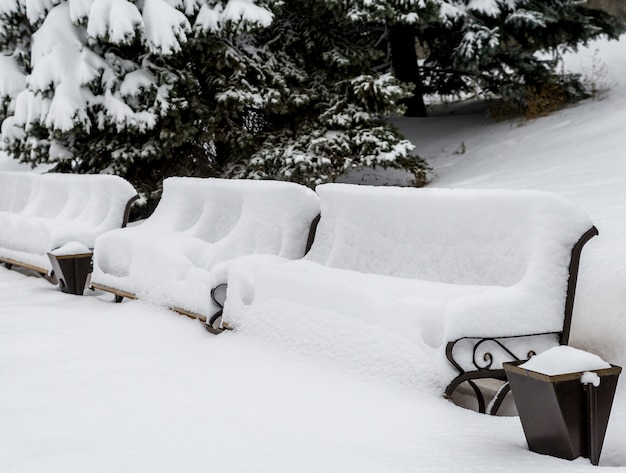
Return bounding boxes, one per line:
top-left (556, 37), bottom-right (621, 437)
top-left (389, 23), bottom-right (428, 117)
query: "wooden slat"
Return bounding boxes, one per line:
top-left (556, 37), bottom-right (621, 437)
top-left (0, 257), bottom-right (49, 275)
top-left (91, 281), bottom-right (210, 324)
top-left (90, 282), bottom-right (137, 300)
top-left (49, 252), bottom-right (93, 260)
top-left (172, 307), bottom-right (208, 324)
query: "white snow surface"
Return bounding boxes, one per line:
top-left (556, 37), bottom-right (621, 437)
top-left (0, 172), bottom-right (36, 213)
top-left (3, 37), bottom-right (626, 472)
top-left (520, 346), bottom-right (612, 376)
top-left (91, 177), bottom-right (320, 317)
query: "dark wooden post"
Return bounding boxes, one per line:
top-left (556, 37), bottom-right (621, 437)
top-left (389, 23), bottom-right (428, 117)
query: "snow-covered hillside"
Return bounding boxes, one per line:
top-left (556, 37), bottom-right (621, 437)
top-left (2, 37), bottom-right (626, 472)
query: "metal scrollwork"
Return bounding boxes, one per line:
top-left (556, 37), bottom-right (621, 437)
top-left (445, 333), bottom-right (561, 415)
top-left (472, 338), bottom-right (523, 370)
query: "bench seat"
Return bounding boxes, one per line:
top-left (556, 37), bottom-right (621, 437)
top-left (221, 183), bottom-right (597, 413)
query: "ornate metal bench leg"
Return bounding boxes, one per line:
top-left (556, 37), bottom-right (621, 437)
top-left (486, 381), bottom-right (511, 416)
top-left (205, 310), bottom-right (224, 335)
top-left (467, 380), bottom-right (487, 414)
top-left (205, 284), bottom-right (228, 335)
top-left (445, 375), bottom-right (487, 414)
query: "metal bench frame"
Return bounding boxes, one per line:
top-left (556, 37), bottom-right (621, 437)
top-left (444, 226), bottom-right (598, 414)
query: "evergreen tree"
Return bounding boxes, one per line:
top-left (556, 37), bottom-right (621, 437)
top-left (0, 0), bottom-right (427, 210)
top-left (0, 1), bottom-right (32, 145)
top-left (227, 1), bottom-right (425, 186)
top-left (405, 0), bottom-right (625, 113)
top-left (2, 0), bottom-right (621, 208)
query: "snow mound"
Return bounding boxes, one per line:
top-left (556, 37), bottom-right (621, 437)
top-left (234, 299), bottom-right (440, 392)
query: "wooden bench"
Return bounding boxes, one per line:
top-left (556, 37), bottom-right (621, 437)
top-left (221, 183), bottom-right (597, 414)
top-left (90, 177), bottom-right (320, 325)
top-left (0, 172), bottom-right (138, 277)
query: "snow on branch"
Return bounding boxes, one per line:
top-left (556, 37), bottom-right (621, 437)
top-left (505, 9), bottom-right (547, 29)
top-left (87, 0), bottom-right (144, 45)
top-left (466, 0), bottom-right (500, 17)
top-left (0, 56), bottom-right (26, 102)
top-left (69, 0), bottom-right (95, 23)
top-left (25, 0), bottom-right (62, 25)
top-left (25, 3), bottom-right (104, 131)
top-left (195, 0), bottom-right (273, 33)
top-left (143, 0), bottom-right (191, 54)
top-left (0, 0), bottom-right (21, 16)
top-left (456, 25), bottom-right (501, 59)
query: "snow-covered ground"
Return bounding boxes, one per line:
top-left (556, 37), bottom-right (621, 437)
top-left (2, 37), bottom-right (626, 472)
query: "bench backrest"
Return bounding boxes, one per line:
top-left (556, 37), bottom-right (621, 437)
top-left (21, 173), bottom-right (137, 224)
top-left (0, 172), bottom-right (37, 213)
top-left (0, 173), bottom-right (138, 253)
top-left (141, 177), bottom-right (320, 261)
top-left (306, 184), bottom-right (593, 287)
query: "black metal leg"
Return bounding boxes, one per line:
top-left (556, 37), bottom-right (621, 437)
top-left (205, 310), bottom-right (224, 335)
top-left (488, 382), bottom-right (511, 415)
top-left (467, 380), bottom-right (487, 414)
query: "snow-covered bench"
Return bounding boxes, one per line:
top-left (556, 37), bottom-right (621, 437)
top-left (0, 172), bottom-right (36, 214)
top-left (90, 177), bottom-right (320, 325)
top-left (0, 172), bottom-right (138, 276)
top-left (221, 183), bottom-right (597, 414)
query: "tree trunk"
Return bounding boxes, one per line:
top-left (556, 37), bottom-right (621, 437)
top-left (389, 23), bottom-right (428, 117)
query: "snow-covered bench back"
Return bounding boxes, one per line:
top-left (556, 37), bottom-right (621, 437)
top-left (0, 172), bottom-right (36, 213)
top-left (0, 172), bottom-right (138, 273)
top-left (307, 185), bottom-right (567, 286)
top-left (140, 177), bottom-right (318, 259)
top-left (91, 177), bottom-right (321, 320)
top-left (222, 183), bottom-right (597, 413)
top-left (303, 184), bottom-right (595, 336)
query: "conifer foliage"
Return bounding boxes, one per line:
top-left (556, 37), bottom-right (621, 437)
top-left (0, 0), bottom-right (623, 206)
top-left (0, 0), bottom-right (425, 205)
top-left (411, 0), bottom-right (625, 108)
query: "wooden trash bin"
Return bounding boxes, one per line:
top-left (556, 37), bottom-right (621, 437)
top-left (48, 252), bottom-right (93, 295)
